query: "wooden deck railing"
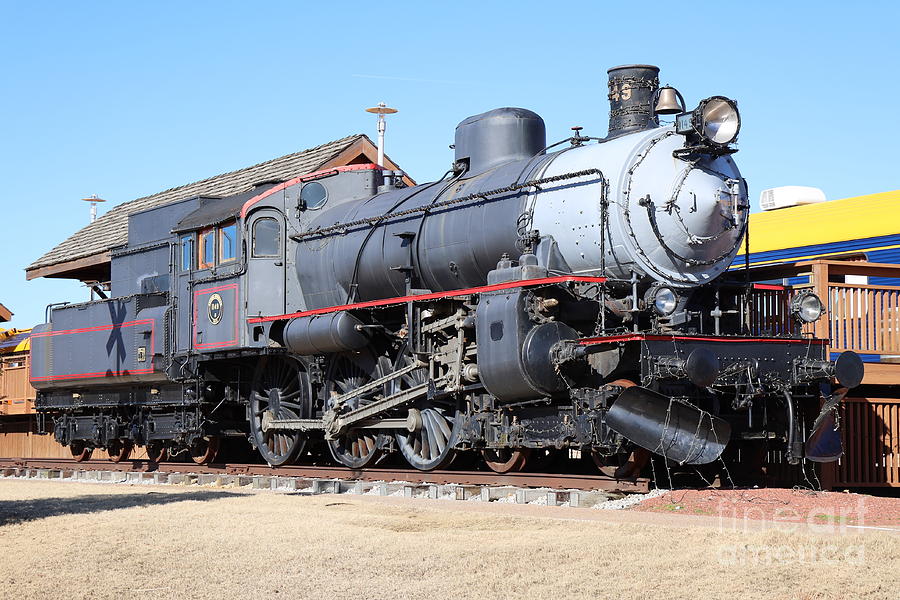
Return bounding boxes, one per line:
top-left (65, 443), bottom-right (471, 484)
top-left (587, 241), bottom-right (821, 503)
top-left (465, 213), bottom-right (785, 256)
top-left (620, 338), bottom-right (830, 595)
top-left (827, 283), bottom-right (900, 355)
top-left (825, 397), bottom-right (900, 488)
top-left (747, 279), bottom-right (900, 357)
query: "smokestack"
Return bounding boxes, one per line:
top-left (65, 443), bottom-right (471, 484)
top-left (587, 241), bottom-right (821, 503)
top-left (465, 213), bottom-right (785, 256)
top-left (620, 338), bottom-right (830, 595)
top-left (606, 64), bottom-right (660, 139)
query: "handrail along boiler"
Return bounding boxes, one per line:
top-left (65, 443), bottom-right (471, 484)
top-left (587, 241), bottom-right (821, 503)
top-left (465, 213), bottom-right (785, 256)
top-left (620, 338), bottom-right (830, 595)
top-left (30, 65), bottom-right (863, 475)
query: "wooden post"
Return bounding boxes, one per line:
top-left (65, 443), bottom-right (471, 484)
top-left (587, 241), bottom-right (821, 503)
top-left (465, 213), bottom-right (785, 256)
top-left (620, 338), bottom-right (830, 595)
top-left (812, 261), bottom-right (836, 490)
top-left (811, 261), bottom-right (831, 342)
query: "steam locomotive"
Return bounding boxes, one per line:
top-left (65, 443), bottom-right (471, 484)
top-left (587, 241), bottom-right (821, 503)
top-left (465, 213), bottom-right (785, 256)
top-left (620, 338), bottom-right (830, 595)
top-left (31, 64), bottom-right (864, 479)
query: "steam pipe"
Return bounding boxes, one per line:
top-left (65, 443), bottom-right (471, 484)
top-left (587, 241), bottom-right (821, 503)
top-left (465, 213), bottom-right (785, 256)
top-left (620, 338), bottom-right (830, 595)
top-left (783, 389), bottom-right (802, 465)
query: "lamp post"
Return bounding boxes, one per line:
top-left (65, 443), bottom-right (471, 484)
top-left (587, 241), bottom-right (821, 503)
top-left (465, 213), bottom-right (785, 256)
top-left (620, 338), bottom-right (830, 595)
top-left (365, 102), bottom-right (398, 167)
top-left (82, 194), bottom-right (106, 223)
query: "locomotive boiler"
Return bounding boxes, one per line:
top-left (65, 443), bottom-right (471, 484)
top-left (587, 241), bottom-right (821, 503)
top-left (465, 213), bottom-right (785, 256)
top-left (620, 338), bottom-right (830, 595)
top-left (30, 65), bottom-right (863, 480)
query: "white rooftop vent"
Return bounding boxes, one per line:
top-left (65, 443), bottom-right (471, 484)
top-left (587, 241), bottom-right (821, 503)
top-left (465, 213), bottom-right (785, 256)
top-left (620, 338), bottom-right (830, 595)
top-left (760, 186), bottom-right (826, 211)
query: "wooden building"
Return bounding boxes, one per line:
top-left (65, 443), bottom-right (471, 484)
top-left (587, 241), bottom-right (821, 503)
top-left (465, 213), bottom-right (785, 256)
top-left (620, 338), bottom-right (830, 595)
top-left (737, 190), bottom-right (900, 489)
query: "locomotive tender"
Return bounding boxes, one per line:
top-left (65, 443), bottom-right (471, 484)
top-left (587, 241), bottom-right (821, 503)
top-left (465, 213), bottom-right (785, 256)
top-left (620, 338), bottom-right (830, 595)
top-left (31, 65), bottom-right (864, 477)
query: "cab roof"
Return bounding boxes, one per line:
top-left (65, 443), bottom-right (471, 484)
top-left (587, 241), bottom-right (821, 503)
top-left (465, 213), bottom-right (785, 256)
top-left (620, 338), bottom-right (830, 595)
top-left (173, 183), bottom-right (278, 233)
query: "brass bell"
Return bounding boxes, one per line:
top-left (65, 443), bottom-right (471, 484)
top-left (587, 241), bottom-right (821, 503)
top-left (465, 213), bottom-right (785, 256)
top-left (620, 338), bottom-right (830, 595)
top-left (654, 86), bottom-right (683, 115)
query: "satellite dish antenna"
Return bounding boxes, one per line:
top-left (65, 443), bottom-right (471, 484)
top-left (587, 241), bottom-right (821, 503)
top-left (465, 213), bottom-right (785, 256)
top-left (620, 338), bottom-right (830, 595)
top-left (365, 102), bottom-right (398, 167)
top-left (81, 194), bottom-right (106, 223)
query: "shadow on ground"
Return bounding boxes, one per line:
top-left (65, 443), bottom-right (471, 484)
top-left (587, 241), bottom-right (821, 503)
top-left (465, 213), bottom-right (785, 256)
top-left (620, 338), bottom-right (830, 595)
top-left (0, 490), bottom-right (239, 526)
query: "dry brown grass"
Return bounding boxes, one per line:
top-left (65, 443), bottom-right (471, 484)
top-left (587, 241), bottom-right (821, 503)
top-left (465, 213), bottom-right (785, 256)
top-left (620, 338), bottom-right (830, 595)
top-left (0, 479), bottom-right (897, 599)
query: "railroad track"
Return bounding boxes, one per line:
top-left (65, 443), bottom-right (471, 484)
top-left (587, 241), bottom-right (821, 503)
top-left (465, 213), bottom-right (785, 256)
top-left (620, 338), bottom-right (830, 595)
top-left (0, 457), bottom-right (649, 493)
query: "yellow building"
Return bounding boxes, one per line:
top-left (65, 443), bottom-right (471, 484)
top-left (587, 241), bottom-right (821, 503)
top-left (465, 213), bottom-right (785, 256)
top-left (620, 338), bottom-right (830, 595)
top-left (734, 190), bottom-right (900, 285)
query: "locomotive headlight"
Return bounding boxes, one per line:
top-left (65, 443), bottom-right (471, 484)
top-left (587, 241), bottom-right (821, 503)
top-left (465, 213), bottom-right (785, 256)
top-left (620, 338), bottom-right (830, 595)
top-left (675, 96), bottom-right (740, 148)
top-left (698, 96), bottom-right (740, 145)
top-left (651, 287), bottom-right (678, 316)
top-left (791, 290), bottom-right (824, 323)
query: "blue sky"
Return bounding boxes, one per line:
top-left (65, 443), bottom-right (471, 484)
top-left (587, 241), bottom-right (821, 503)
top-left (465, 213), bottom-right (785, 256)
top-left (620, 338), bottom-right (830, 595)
top-left (2, 1), bottom-right (898, 328)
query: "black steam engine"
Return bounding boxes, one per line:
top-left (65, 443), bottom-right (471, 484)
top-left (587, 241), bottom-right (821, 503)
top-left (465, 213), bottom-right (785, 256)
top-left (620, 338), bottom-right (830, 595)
top-left (31, 65), bottom-right (863, 480)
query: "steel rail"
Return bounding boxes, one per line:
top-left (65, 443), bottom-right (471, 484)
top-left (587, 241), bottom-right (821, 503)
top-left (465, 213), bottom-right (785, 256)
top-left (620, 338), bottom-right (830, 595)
top-left (0, 458), bottom-right (649, 493)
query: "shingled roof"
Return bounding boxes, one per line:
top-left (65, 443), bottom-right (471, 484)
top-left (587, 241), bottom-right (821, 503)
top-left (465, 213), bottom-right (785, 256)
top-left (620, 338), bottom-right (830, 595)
top-left (27, 134), bottom-right (405, 280)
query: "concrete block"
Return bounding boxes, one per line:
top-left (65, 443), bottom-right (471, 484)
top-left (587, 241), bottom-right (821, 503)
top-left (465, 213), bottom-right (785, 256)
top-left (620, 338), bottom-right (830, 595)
top-left (351, 481), bottom-right (375, 495)
top-left (198, 474), bottom-right (220, 486)
top-left (481, 486), bottom-right (517, 502)
top-left (99, 471), bottom-right (126, 482)
top-left (311, 479), bottom-right (341, 495)
top-left (153, 472), bottom-right (169, 484)
top-left (167, 473), bottom-right (196, 485)
top-left (515, 488), bottom-right (548, 504)
top-left (237, 475), bottom-right (255, 487)
top-left (126, 472), bottom-right (143, 484)
top-left (454, 486), bottom-right (481, 501)
top-left (371, 482), bottom-right (404, 496)
top-left (568, 491), bottom-right (613, 508)
top-left (271, 477), bottom-right (298, 491)
top-left (252, 476), bottom-right (272, 489)
top-left (403, 485), bottom-right (430, 498)
top-left (546, 491), bottom-right (570, 507)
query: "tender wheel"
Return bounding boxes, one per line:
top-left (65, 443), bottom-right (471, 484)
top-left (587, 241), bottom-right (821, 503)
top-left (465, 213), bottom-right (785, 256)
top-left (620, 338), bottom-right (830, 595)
top-left (70, 441), bottom-right (93, 462)
top-left (146, 441), bottom-right (168, 463)
top-left (107, 439), bottom-right (133, 463)
top-left (391, 345), bottom-right (459, 471)
top-left (250, 355), bottom-right (312, 467)
top-left (323, 353), bottom-right (387, 469)
top-left (190, 436), bottom-right (220, 465)
top-left (482, 448), bottom-right (530, 473)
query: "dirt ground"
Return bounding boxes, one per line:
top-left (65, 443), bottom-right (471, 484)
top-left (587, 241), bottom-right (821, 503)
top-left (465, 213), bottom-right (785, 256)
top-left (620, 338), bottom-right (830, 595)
top-left (636, 488), bottom-right (900, 528)
top-left (0, 480), bottom-right (897, 600)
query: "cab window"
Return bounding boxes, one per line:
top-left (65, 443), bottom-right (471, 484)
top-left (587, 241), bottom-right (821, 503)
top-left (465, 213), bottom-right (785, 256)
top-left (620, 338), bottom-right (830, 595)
top-left (219, 221), bottom-right (237, 263)
top-left (300, 182), bottom-right (327, 210)
top-left (198, 228), bottom-right (215, 269)
top-left (180, 234), bottom-right (193, 271)
top-left (252, 218), bottom-right (281, 257)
